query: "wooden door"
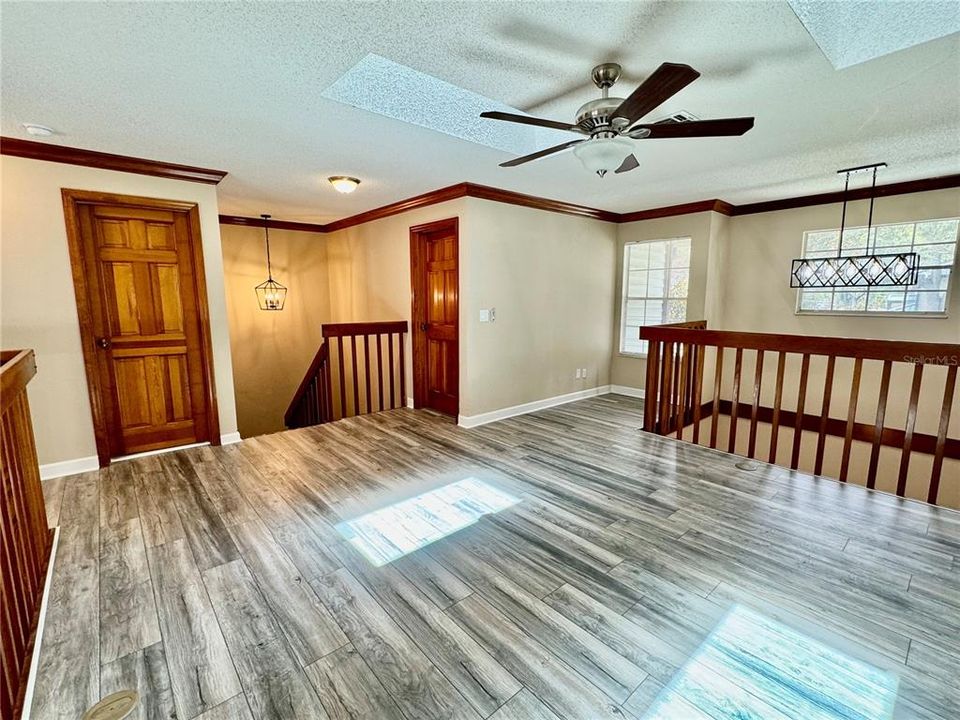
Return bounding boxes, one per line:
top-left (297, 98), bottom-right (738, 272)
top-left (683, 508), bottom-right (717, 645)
top-left (63, 190), bottom-right (219, 464)
top-left (410, 218), bottom-right (459, 416)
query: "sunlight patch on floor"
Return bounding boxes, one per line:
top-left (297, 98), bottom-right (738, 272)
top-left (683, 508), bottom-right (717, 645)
top-left (643, 605), bottom-right (899, 719)
top-left (334, 477), bottom-right (519, 566)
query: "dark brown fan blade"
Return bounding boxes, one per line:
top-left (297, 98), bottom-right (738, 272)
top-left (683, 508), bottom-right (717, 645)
top-left (614, 154), bottom-right (639, 174)
top-left (500, 139), bottom-right (585, 167)
top-left (631, 117), bottom-right (754, 138)
top-left (481, 110), bottom-right (582, 133)
top-left (612, 62), bottom-right (701, 124)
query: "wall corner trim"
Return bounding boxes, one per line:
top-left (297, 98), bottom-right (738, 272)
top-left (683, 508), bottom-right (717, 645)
top-left (457, 386), bottom-right (613, 428)
top-left (1, 137), bottom-right (228, 184)
top-left (220, 432), bottom-right (242, 445)
top-left (39, 455), bottom-right (100, 481)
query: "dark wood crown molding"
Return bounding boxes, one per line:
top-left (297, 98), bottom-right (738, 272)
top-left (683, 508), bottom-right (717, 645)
top-left (618, 199), bottom-right (732, 223)
top-left (729, 173), bottom-right (960, 216)
top-left (218, 214), bottom-right (328, 233)
top-left (220, 172), bottom-right (959, 234)
top-left (1, 137), bottom-right (227, 184)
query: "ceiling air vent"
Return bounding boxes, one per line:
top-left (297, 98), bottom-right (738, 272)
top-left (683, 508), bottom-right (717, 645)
top-left (652, 110), bottom-right (700, 125)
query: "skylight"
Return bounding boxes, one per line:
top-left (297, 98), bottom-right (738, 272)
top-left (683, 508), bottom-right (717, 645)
top-left (788, 0), bottom-right (960, 69)
top-left (642, 605), bottom-right (899, 719)
top-left (334, 477), bottom-right (519, 566)
top-left (322, 53), bottom-right (570, 155)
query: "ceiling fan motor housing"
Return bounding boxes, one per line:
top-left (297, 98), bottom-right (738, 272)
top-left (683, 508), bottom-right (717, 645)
top-left (575, 98), bottom-right (626, 134)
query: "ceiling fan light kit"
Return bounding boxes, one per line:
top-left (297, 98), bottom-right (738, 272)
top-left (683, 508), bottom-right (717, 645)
top-left (481, 61), bottom-right (754, 177)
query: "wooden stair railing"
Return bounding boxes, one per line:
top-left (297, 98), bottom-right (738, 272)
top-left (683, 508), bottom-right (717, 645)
top-left (285, 321), bottom-right (409, 428)
top-left (640, 323), bottom-right (960, 507)
top-left (1, 350), bottom-right (52, 719)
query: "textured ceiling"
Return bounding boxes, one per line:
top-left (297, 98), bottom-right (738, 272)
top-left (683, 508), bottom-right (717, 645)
top-left (2, 1), bottom-right (958, 222)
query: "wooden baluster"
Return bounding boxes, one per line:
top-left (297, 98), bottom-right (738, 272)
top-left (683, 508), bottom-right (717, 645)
top-left (659, 342), bottom-right (674, 435)
top-left (676, 343), bottom-right (689, 440)
top-left (867, 360), bottom-right (892, 489)
top-left (768, 351), bottom-right (786, 464)
top-left (710, 347), bottom-right (724, 449)
top-left (673, 349), bottom-right (682, 431)
top-left (691, 344), bottom-right (705, 444)
top-left (747, 350), bottom-right (765, 459)
top-left (791, 354), bottom-right (810, 470)
top-left (897, 363), bottom-right (924, 497)
top-left (324, 348), bottom-right (333, 422)
top-left (337, 336), bottom-right (346, 420)
top-left (399, 331), bottom-right (406, 410)
top-left (813, 355), bottom-right (836, 476)
top-left (350, 334), bottom-right (360, 417)
top-left (388, 332), bottom-right (396, 409)
top-left (727, 348), bottom-right (743, 453)
top-left (928, 365), bottom-right (957, 504)
top-left (839, 358), bottom-right (863, 483)
top-left (643, 339), bottom-right (658, 431)
top-left (363, 334), bottom-right (372, 414)
top-left (376, 334), bottom-right (384, 412)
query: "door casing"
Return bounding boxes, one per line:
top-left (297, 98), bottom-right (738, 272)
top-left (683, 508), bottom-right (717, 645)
top-left (61, 188), bottom-right (220, 466)
top-left (409, 217), bottom-right (460, 417)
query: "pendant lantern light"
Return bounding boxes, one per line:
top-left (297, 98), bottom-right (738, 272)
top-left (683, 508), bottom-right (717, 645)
top-left (790, 163), bottom-right (919, 288)
top-left (254, 214), bottom-right (287, 310)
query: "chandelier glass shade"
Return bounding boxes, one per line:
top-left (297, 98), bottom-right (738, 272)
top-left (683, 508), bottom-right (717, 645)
top-left (255, 214), bottom-right (287, 311)
top-left (790, 163), bottom-right (919, 289)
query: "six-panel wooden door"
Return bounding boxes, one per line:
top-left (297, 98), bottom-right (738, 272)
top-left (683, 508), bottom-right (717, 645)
top-left (410, 218), bottom-right (459, 417)
top-left (64, 191), bottom-right (218, 463)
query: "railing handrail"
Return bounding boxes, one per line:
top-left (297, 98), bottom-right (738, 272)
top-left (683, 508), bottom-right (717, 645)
top-left (639, 321), bottom-right (960, 506)
top-left (284, 341), bottom-right (328, 427)
top-left (322, 320), bottom-right (408, 338)
top-left (641, 324), bottom-right (959, 365)
top-left (1, 349), bottom-right (38, 412)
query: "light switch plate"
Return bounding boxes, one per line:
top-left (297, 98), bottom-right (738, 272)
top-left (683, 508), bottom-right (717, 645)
top-left (479, 308), bottom-right (496, 323)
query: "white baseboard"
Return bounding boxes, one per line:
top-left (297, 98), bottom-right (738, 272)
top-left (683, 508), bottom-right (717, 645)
top-left (220, 431), bottom-right (242, 445)
top-left (609, 384), bottom-right (645, 399)
top-left (406, 397), bottom-right (414, 409)
top-left (458, 385), bottom-right (612, 429)
top-left (39, 456), bottom-right (99, 481)
top-left (19, 525), bottom-right (59, 720)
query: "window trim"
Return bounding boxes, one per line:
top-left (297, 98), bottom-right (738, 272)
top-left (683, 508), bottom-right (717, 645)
top-left (794, 216), bottom-right (958, 319)
top-left (619, 236), bottom-right (692, 357)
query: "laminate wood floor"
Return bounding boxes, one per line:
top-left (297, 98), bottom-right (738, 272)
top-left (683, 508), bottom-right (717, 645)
top-left (34, 395), bottom-right (960, 720)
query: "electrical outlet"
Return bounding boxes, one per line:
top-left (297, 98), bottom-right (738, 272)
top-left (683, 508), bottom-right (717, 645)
top-left (575, 368), bottom-right (582, 379)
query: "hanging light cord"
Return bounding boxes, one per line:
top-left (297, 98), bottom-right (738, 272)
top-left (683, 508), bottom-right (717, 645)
top-left (837, 172), bottom-right (850, 258)
top-left (866, 165), bottom-right (878, 246)
top-left (262, 214), bottom-right (273, 281)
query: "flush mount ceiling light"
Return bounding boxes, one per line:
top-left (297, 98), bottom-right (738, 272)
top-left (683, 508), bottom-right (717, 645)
top-left (790, 163), bottom-right (920, 289)
top-left (328, 176), bottom-right (360, 194)
top-left (22, 123), bottom-right (54, 137)
top-left (254, 214), bottom-right (287, 311)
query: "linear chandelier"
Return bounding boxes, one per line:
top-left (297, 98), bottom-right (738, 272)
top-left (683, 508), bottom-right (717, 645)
top-left (790, 163), bottom-right (920, 288)
top-left (254, 214), bottom-right (287, 310)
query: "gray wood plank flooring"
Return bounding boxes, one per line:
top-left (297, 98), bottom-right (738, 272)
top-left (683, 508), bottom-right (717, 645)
top-left (32, 395), bottom-right (960, 719)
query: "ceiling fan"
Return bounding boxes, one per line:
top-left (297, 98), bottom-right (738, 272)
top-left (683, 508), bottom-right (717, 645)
top-left (481, 62), bottom-right (754, 177)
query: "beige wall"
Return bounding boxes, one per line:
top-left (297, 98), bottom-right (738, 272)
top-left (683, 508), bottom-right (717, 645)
top-left (221, 197), bottom-right (618, 433)
top-left (220, 225), bottom-right (330, 438)
top-left (0, 155), bottom-right (238, 467)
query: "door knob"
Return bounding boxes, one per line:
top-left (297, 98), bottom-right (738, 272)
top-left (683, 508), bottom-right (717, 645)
top-left (96, 337), bottom-right (111, 349)
top-left (420, 323), bottom-right (429, 332)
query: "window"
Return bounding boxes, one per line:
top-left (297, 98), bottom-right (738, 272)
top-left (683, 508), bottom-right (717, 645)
top-left (797, 218), bottom-right (958, 315)
top-left (620, 237), bottom-right (691, 355)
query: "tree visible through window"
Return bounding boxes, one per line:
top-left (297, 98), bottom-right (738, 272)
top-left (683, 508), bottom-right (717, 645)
top-left (797, 218), bottom-right (958, 315)
top-left (620, 237), bottom-right (691, 355)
